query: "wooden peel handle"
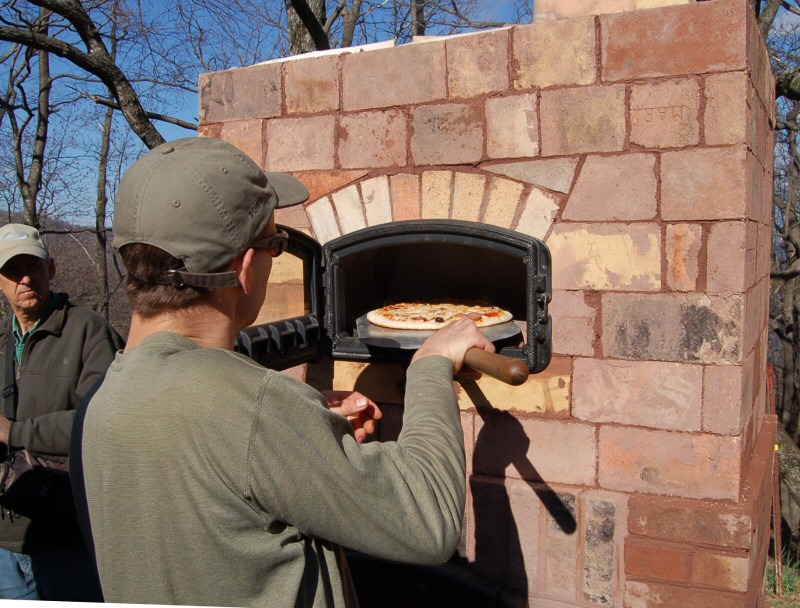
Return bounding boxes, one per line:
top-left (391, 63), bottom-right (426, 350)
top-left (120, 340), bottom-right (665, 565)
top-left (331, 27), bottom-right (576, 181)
top-left (463, 349), bottom-right (529, 386)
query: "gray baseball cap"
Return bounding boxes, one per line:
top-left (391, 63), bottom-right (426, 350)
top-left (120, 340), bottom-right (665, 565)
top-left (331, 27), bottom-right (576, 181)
top-left (113, 137), bottom-right (309, 288)
top-left (0, 224), bottom-right (49, 271)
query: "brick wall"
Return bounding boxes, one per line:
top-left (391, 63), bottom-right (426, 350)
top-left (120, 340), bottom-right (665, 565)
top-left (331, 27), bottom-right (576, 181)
top-left (199, 0), bottom-right (777, 605)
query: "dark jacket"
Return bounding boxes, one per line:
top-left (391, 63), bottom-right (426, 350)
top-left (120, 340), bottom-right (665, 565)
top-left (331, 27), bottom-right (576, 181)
top-left (0, 292), bottom-right (123, 553)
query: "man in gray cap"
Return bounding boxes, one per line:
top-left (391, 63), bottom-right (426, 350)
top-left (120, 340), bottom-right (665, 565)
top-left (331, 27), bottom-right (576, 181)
top-left (0, 223), bottom-right (123, 600)
top-left (81, 137), bottom-right (492, 607)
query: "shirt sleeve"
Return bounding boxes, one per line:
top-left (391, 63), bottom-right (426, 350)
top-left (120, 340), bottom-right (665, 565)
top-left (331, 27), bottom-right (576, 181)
top-left (245, 355), bottom-right (466, 565)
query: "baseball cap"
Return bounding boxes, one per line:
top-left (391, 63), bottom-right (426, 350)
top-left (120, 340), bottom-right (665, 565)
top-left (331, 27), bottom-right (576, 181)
top-left (113, 137), bottom-right (309, 288)
top-left (0, 224), bottom-right (49, 271)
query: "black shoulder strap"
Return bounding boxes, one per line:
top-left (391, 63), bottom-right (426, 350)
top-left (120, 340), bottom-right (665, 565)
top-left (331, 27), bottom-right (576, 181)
top-left (2, 331), bottom-right (16, 421)
top-left (70, 373), bottom-right (106, 570)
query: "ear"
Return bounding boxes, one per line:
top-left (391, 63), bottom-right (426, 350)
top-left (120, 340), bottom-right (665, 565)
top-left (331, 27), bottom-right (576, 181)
top-left (47, 258), bottom-right (55, 280)
top-left (236, 248), bottom-right (256, 294)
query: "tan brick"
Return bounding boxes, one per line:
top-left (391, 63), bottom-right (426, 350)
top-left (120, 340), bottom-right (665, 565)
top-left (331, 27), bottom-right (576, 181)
top-left (331, 185), bottom-right (366, 234)
top-left (666, 224), bottom-right (702, 292)
top-left (703, 364), bottom-right (749, 436)
top-left (705, 72), bottom-right (749, 146)
top-left (421, 171), bottom-right (452, 219)
top-left (451, 173), bottom-right (486, 222)
top-left (547, 223), bottom-right (661, 291)
top-left (534, 0), bottom-right (634, 20)
top-left (457, 356), bottom-right (571, 416)
top-left (267, 247), bottom-right (304, 284)
top-left (661, 146), bottom-right (748, 221)
top-left (550, 290), bottom-right (596, 356)
top-left (691, 551), bottom-right (750, 593)
top-left (447, 29), bottom-right (510, 98)
top-left (513, 17), bottom-right (596, 89)
top-left (338, 109), bottom-right (407, 169)
top-left (295, 170), bottom-right (368, 201)
top-left (255, 283), bottom-right (305, 323)
top-left (274, 205), bottom-right (311, 235)
top-left (540, 86), bottom-right (626, 156)
top-left (601, 0), bottom-right (747, 81)
top-left (484, 158), bottom-right (579, 194)
top-left (636, 0), bottom-right (692, 8)
top-left (599, 426), bottom-right (742, 500)
top-left (486, 94), bottom-right (539, 159)
top-left (199, 63), bottom-right (282, 122)
top-left (220, 120), bottom-right (264, 166)
top-left (708, 221), bottom-right (757, 294)
top-left (342, 41), bottom-right (446, 111)
top-left (507, 478), bottom-right (541, 587)
top-left (411, 103), bottom-right (483, 165)
top-left (573, 359), bottom-right (702, 431)
top-left (602, 292), bottom-right (743, 364)
top-left (266, 116), bottom-right (335, 171)
top-left (284, 54), bottom-right (339, 114)
top-left (630, 79), bottom-right (700, 148)
top-left (564, 154), bottom-right (657, 221)
top-left (514, 188), bottom-right (559, 240)
top-left (483, 178), bottom-right (524, 230)
top-left (331, 360), bottom-right (407, 405)
top-left (583, 494), bottom-right (624, 606)
top-left (390, 174), bottom-right (421, 221)
top-left (360, 176), bottom-right (393, 227)
top-left (306, 197), bottom-right (340, 244)
top-left (543, 492), bottom-right (579, 601)
top-left (473, 413), bottom-right (596, 486)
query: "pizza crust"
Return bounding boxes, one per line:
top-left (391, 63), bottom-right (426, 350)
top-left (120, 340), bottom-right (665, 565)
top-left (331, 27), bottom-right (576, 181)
top-left (366, 301), bottom-right (513, 330)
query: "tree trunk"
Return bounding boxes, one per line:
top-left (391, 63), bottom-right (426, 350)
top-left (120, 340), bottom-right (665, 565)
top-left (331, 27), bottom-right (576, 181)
top-left (286, 0), bottom-right (328, 55)
top-left (412, 0), bottom-right (426, 37)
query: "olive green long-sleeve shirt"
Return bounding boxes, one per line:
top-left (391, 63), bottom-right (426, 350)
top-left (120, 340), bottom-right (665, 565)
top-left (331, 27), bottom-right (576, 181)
top-left (83, 332), bottom-right (465, 607)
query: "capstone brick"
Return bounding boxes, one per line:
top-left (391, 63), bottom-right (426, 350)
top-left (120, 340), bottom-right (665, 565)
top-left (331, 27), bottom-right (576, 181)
top-left (513, 17), bottom-right (596, 89)
top-left (220, 120), bottom-right (264, 165)
top-left (451, 173), bottom-right (486, 222)
top-left (338, 109), bottom-right (407, 169)
top-left (540, 86), bottom-right (626, 156)
top-left (411, 103), bottom-right (484, 165)
top-left (447, 29), bottom-right (510, 99)
top-left (485, 94), bottom-right (539, 159)
top-left (550, 290), bottom-right (596, 357)
top-left (515, 188), bottom-right (559, 241)
top-left (199, 63), bottom-right (282, 123)
top-left (563, 154), bottom-right (657, 221)
top-left (483, 158), bottom-right (579, 194)
top-left (295, 170), bottom-right (368, 201)
top-left (266, 116), bottom-right (335, 171)
top-left (601, 0), bottom-right (747, 81)
top-left (629, 78), bottom-right (700, 148)
top-left (573, 358), bottom-right (702, 431)
top-left (483, 178), bottom-right (524, 230)
top-left (284, 54), bottom-right (339, 114)
top-left (306, 197), bottom-right (341, 244)
top-left (547, 223), bottom-right (661, 291)
top-left (661, 146), bottom-right (748, 221)
top-left (331, 185), bottom-right (366, 234)
top-left (534, 0), bottom-right (634, 20)
top-left (360, 176), bottom-right (393, 227)
top-left (602, 292), bottom-right (743, 364)
top-left (390, 173), bottom-right (421, 221)
top-left (342, 41), bottom-right (446, 111)
top-left (666, 223), bottom-right (702, 292)
top-left (705, 72), bottom-right (750, 146)
top-left (421, 171), bottom-right (453, 219)
top-left (599, 426), bottom-right (742, 500)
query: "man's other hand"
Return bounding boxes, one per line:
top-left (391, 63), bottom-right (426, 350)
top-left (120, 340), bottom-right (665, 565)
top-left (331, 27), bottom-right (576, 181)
top-left (324, 390), bottom-right (383, 444)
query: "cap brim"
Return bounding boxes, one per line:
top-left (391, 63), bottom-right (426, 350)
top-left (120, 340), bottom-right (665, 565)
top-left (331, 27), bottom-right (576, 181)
top-left (0, 245), bottom-right (48, 272)
top-left (267, 172), bottom-right (310, 209)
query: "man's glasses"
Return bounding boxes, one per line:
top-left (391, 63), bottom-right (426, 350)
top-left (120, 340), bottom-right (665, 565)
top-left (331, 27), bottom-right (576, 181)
top-left (251, 230), bottom-right (289, 258)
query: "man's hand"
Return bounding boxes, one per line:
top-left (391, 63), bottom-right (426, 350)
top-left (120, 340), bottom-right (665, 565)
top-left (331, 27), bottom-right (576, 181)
top-left (0, 414), bottom-right (10, 445)
top-left (323, 390), bottom-right (383, 444)
top-left (411, 314), bottom-right (494, 376)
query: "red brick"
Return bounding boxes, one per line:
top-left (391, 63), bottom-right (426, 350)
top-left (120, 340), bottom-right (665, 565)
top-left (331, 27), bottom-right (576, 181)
top-left (342, 41), bottom-right (446, 111)
top-left (410, 103), bottom-right (483, 165)
top-left (198, 123), bottom-right (222, 138)
top-left (573, 359), bottom-right (702, 431)
top-left (705, 72), bottom-right (750, 146)
top-left (623, 580), bottom-right (747, 608)
top-left (599, 426), bottom-right (742, 500)
top-left (550, 290), bottom-right (596, 357)
top-left (447, 29), bottom-right (509, 98)
top-left (338, 109), bottom-right (407, 169)
top-left (703, 364), bottom-right (750, 436)
top-left (220, 120), bottom-right (264, 166)
top-left (707, 221), bottom-right (755, 294)
top-left (563, 153), bottom-right (657, 221)
top-left (690, 550), bottom-right (749, 592)
top-left (266, 116), bottom-right (335, 171)
top-left (540, 85), bottom-right (626, 156)
top-left (543, 492), bottom-right (579, 601)
top-left (625, 539), bottom-right (691, 583)
top-left (199, 63), bottom-right (282, 122)
top-left (583, 495), bottom-right (621, 605)
top-left (389, 174), bottom-right (421, 221)
top-left (506, 478), bottom-right (541, 589)
top-left (665, 223), bottom-right (702, 292)
top-left (467, 476), bottom-right (514, 583)
top-left (630, 78), bottom-right (700, 149)
top-left (293, 170), bottom-right (368, 202)
top-left (661, 146), bottom-right (748, 221)
top-left (274, 205), bottom-right (310, 234)
top-left (284, 53), bottom-right (339, 114)
top-left (601, 0), bottom-right (747, 81)
top-left (485, 94), bottom-right (539, 160)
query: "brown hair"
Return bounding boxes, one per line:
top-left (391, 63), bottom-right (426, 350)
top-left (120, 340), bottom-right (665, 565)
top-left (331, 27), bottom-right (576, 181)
top-left (120, 243), bottom-right (209, 318)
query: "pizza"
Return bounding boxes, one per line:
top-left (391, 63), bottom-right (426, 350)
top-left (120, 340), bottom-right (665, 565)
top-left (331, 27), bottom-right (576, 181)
top-left (366, 301), bottom-right (513, 330)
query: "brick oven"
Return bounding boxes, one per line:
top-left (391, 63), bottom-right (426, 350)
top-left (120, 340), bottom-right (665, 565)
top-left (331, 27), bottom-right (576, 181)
top-left (198, 0), bottom-right (777, 605)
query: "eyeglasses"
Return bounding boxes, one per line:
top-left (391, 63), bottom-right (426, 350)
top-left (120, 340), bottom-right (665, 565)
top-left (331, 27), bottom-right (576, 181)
top-left (251, 229), bottom-right (289, 258)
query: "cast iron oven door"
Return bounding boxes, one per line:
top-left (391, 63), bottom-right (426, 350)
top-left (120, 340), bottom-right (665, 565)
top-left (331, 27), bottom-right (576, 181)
top-left (235, 220), bottom-right (552, 374)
